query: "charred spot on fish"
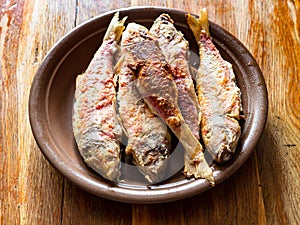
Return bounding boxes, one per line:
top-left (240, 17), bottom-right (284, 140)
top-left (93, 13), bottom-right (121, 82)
top-left (145, 133), bottom-right (170, 156)
top-left (138, 29), bottom-right (153, 40)
top-left (135, 62), bottom-right (149, 78)
top-left (127, 62), bottom-right (138, 71)
top-left (204, 129), bottom-right (211, 139)
top-left (159, 147), bottom-right (169, 158)
top-left (171, 67), bottom-right (188, 79)
top-left (155, 142), bottom-right (170, 159)
top-left (148, 96), bottom-right (178, 118)
top-left (162, 62), bottom-right (171, 71)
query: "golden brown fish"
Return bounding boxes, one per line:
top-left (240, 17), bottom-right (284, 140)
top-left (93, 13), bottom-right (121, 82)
top-left (72, 13), bottom-right (126, 181)
top-left (186, 8), bottom-right (243, 163)
top-left (115, 23), bottom-right (172, 183)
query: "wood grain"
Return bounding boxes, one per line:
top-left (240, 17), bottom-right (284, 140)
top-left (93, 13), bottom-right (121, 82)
top-left (256, 1), bottom-right (300, 224)
top-left (1, 0), bottom-right (26, 224)
top-left (61, 182), bottom-right (132, 225)
top-left (131, 155), bottom-right (265, 225)
top-left (0, 0), bottom-right (299, 224)
top-left (3, 0), bottom-right (77, 224)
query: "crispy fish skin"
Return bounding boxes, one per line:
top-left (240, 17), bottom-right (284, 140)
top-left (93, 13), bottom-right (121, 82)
top-left (186, 9), bottom-right (243, 163)
top-left (150, 13), bottom-right (200, 140)
top-left (72, 13), bottom-right (126, 181)
top-left (115, 23), bottom-right (171, 183)
top-left (123, 23), bottom-right (214, 184)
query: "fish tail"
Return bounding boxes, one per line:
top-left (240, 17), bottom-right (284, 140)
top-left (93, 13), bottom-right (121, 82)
top-left (186, 8), bottom-right (210, 43)
top-left (184, 152), bottom-right (215, 186)
top-left (104, 12), bottom-right (127, 42)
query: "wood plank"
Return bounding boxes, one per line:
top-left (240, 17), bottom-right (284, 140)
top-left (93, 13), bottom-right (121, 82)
top-left (16, 0), bottom-right (76, 222)
top-left (254, 1), bottom-right (300, 224)
top-left (131, 156), bottom-right (265, 225)
top-left (0, 1), bottom-right (23, 223)
top-left (0, 0), bottom-right (77, 224)
top-left (62, 180), bottom-right (132, 225)
top-left (132, 201), bottom-right (185, 225)
top-left (182, 155), bottom-right (266, 225)
top-left (75, 0), bottom-right (131, 26)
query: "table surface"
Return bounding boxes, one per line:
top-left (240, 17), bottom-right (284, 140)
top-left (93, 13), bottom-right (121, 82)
top-left (1, 0), bottom-right (300, 224)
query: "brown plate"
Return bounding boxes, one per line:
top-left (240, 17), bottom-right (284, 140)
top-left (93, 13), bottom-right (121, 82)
top-left (29, 6), bottom-right (268, 203)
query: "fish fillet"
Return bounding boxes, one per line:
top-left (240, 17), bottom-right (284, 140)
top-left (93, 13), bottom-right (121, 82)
top-left (186, 9), bottom-right (243, 163)
top-left (72, 13), bottom-right (126, 181)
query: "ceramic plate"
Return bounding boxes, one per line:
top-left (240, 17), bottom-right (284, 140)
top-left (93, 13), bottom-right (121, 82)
top-left (29, 7), bottom-right (268, 203)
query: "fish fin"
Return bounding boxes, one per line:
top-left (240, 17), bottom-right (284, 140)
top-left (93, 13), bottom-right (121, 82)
top-left (125, 144), bottom-right (133, 155)
top-left (104, 12), bottom-right (127, 42)
top-left (186, 8), bottom-right (210, 43)
top-left (189, 65), bottom-right (199, 81)
top-left (184, 152), bottom-right (214, 186)
top-left (115, 105), bottom-right (129, 138)
top-left (114, 55), bottom-right (125, 73)
top-left (198, 111), bottom-right (202, 127)
top-left (75, 73), bottom-right (84, 89)
top-left (177, 123), bottom-right (214, 185)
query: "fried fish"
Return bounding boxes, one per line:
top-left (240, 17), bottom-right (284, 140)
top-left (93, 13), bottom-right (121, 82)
top-left (186, 9), bottom-right (243, 163)
top-left (72, 13), bottom-right (126, 181)
top-left (150, 14), bottom-right (204, 180)
top-left (150, 13), bottom-right (200, 140)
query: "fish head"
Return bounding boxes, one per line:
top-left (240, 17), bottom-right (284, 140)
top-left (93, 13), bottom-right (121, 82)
top-left (150, 13), bottom-right (177, 41)
top-left (204, 117), bottom-right (241, 164)
top-left (121, 22), bottom-right (152, 46)
top-left (150, 14), bottom-right (189, 63)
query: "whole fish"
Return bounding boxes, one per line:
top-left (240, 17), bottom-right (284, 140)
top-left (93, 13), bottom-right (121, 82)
top-left (122, 23), bottom-right (214, 184)
top-left (72, 13), bottom-right (126, 181)
top-left (150, 13), bottom-right (200, 140)
top-left (150, 14), bottom-right (203, 180)
top-left (115, 23), bottom-right (171, 183)
top-left (186, 9), bottom-right (243, 163)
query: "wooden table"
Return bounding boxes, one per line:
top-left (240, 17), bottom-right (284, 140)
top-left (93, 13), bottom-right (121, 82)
top-left (1, 0), bottom-right (299, 224)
